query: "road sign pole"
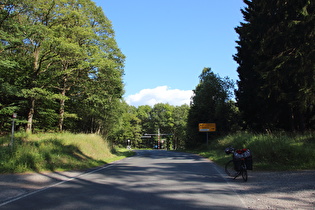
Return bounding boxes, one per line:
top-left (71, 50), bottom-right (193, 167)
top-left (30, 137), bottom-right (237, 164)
top-left (206, 132), bottom-right (209, 145)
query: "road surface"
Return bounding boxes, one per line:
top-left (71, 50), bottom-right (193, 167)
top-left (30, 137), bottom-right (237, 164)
top-left (0, 150), bottom-right (246, 209)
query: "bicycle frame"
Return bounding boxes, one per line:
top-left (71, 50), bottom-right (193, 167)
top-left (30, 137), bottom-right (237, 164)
top-left (225, 146), bottom-right (248, 181)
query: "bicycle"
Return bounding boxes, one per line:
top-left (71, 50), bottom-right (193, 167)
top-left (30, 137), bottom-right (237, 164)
top-left (224, 146), bottom-right (252, 182)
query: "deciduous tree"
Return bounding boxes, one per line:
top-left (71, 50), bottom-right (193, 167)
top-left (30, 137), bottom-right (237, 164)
top-left (186, 68), bottom-right (236, 147)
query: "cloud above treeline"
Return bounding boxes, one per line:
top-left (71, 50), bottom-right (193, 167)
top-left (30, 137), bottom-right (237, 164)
top-left (125, 86), bottom-right (193, 107)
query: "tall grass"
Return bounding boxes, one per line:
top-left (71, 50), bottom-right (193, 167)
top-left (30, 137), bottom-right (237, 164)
top-left (0, 132), bottom-right (134, 174)
top-left (197, 132), bottom-right (315, 170)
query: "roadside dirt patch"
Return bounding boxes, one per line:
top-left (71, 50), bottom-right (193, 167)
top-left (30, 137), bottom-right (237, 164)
top-left (226, 170), bottom-right (315, 209)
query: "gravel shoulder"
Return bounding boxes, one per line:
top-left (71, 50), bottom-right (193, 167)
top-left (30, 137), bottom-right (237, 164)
top-left (0, 165), bottom-right (314, 209)
top-left (226, 170), bottom-right (315, 209)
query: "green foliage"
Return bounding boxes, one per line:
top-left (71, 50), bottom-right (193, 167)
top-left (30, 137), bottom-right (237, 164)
top-left (112, 102), bottom-right (142, 148)
top-left (234, 0), bottom-right (315, 131)
top-left (150, 103), bottom-right (174, 132)
top-left (0, 0), bottom-right (125, 135)
top-left (186, 68), bottom-right (239, 148)
top-left (171, 104), bottom-right (190, 149)
top-left (137, 105), bottom-right (153, 134)
top-left (110, 103), bottom-right (189, 150)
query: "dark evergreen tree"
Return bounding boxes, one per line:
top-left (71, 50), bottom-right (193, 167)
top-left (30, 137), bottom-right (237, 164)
top-left (234, 0), bottom-right (315, 131)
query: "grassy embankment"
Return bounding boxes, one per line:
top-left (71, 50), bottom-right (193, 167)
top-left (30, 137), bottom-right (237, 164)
top-left (1, 132), bottom-right (314, 173)
top-left (0, 132), bottom-right (134, 174)
top-left (189, 132), bottom-right (315, 171)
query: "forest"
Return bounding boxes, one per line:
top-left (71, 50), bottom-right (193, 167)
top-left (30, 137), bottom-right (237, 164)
top-left (0, 0), bottom-right (314, 150)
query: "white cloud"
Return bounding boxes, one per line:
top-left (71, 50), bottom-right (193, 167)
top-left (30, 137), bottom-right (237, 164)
top-left (125, 86), bottom-right (193, 107)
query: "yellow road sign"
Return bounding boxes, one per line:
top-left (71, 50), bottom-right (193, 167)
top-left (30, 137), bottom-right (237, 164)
top-left (199, 123), bottom-right (216, 132)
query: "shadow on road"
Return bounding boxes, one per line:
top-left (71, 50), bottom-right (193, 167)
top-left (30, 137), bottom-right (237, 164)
top-left (0, 150), bottom-right (314, 209)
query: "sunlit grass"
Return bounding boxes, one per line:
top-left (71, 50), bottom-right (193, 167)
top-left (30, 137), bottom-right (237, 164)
top-left (190, 132), bottom-right (315, 171)
top-left (0, 132), bottom-right (135, 174)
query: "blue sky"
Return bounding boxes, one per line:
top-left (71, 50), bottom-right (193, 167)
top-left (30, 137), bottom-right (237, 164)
top-left (93, 0), bottom-right (246, 106)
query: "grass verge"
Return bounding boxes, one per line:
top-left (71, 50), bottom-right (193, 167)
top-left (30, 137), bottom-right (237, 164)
top-left (187, 132), bottom-right (315, 171)
top-left (0, 132), bottom-right (135, 174)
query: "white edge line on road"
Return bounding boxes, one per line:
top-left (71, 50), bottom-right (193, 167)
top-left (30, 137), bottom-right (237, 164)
top-left (184, 152), bottom-right (248, 208)
top-left (212, 162), bottom-right (247, 208)
top-left (0, 161), bottom-right (122, 207)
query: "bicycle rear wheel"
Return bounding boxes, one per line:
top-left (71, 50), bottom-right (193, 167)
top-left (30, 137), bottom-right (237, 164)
top-left (225, 160), bottom-right (239, 177)
top-left (241, 169), bottom-right (248, 181)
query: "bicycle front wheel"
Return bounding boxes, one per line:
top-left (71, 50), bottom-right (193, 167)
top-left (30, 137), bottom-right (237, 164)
top-left (241, 161), bottom-right (248, 181)
top-left (225, 160), bottom-right (239, 177)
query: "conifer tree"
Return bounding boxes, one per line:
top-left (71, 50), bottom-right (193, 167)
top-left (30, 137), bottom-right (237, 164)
top-left (234, 0), bottom-right (315, 131)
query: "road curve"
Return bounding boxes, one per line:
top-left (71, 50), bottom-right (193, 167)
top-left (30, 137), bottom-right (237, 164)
top-left (0, 150), bottom-right (246, 209)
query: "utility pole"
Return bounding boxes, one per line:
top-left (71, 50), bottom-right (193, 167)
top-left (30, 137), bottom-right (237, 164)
top-left (144, 128), bottom-right (172, 149)
top-left (158, 128), bottom-right (160, 149)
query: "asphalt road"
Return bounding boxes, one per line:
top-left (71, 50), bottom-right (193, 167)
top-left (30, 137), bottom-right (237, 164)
top-left (0, 150), bottom-right (247, 210)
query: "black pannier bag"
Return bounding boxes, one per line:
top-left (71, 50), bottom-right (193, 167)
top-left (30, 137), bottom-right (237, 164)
top-left (233, 158), bottom-right (242, 171)
top-left (245, 155), bottom-right (253, 170)
top-left (233, 149), bottom-right (253, 171)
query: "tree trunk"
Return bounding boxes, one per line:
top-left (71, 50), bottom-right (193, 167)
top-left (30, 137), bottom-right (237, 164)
top-left (26, 98), bottom-right (35, 133)
top-left (26, 44), bottom-right (40, 133)
top-left (58, 98), bottom-right (65, 132)
top-left (58, 78), bottom-right (67, 132)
